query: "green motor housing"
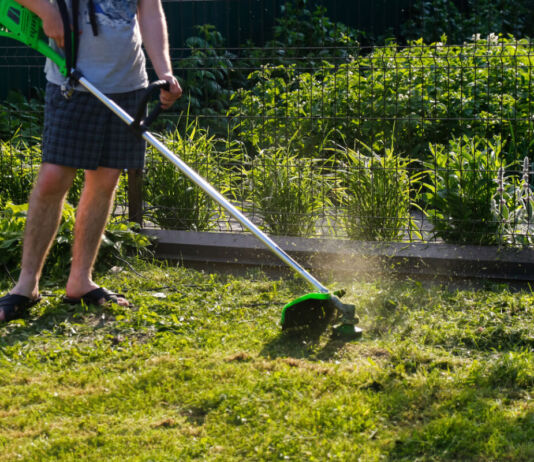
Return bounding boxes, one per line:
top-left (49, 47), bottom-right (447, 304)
top-left (0, 0), bottom-right (67, 75)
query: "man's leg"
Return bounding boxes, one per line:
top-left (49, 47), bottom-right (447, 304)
top-left (65, 167), bottom-right (130, 306)
top-left (1, 163), bottom-right (77, 321)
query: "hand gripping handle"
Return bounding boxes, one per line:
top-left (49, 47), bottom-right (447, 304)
top-left (131, 80), bottom-right (171, 133)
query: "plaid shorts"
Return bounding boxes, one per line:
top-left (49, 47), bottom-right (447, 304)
top-left (42, 82), bottom-right (147, 170)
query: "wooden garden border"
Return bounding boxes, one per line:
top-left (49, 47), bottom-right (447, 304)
top-left (140, 229), bottom-right (534, 285)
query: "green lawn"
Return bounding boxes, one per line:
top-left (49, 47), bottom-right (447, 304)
top-left (1, 260), bottom-right (533, 461)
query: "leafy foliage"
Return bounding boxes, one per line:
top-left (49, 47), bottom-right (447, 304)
top-left (424, 136), bottom-right (505, 245)
top-left (169, 0), bottom-right (361, 132)
top-left (173, 25), bottom-right (241, 135)
top-left (231, 36), bottom-right (534, 162)
top-left (337, 140), bottom-right (422, 241)
top-left (0, 201), bottom-right (151, 278)
top-left (245, 143), bottom-right (325, 236)
top-left (2, 4), bottom-right (533, 245)
top-left (242, 0), bottom-right (360, 73)
top-left (401, 0), bottom-right (534, 44)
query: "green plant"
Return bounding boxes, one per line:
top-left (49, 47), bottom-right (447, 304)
top-left (424, 135), bottom-right (505, 245)
top-left (264, 0), bottom-right (360, 67)
top-left (0, 89), bottom-right (44, 142)
top-left (230, 64), bottom-right (337, 157)
top-left (401, 0), bottom-right (533, 44)
top-left (173, 25), bottom-right (240, 135)
top-left (231, 36), bottom-right (534, 163)
top-left (336, 140), bottom-right (421, 241)
top-left (144, 120), bottom-right (244, 231)
top-left (245, 143), bottom-right (325, 237)
top-left (144, 154), bottom-right (214, 232)
top-left (0, 135), bottom-right (39, 205)
top-left (0, 201), bottom-right (151, 278)
top-left (494, 156), bottom-right (534, 246)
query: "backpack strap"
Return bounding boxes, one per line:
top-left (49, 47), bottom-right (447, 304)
top-left (55, 0), bottom-right (98, 76)
top-left (55, 0), bottom-right (76, 76)
top-left (88, 0), bottom-right (98, 36)
top-left (56, 0), bottom-right (99, 97)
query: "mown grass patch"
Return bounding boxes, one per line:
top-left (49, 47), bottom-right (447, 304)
top-left (1, 260), bottom-right (533, 461)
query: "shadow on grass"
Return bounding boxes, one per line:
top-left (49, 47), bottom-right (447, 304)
top-left (0, 297), bottom-right (113, 347)
top-left (260, 324), bottom-right (357, 361)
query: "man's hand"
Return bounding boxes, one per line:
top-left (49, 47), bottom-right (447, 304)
top-left (42, 5), bottom-right (65, 48)
top-left (138, 0), bottom-right (182, 109)
top-left (159, 74), bottom-right (182, 109)
top-left (16, 0), bottom-right (64, 47)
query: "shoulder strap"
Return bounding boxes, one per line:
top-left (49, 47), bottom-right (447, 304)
top-left (55, 0), bottom-right (76, 76)
top-left (88, 0), bottom-right (98, 36)
top-left (55, 0), bottom-right (98, 76)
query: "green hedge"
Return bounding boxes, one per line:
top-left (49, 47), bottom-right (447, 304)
top-left (230, 36), bottom-right (534, 163)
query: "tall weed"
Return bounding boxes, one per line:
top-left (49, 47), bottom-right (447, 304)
top-left (336, 141), bottom-right (422, 241)
top-left (245, 145), bottom-right (325, 236)
top-left (494, 156), bottom-right (534, 246)
top-left (144, 120), bottom-right (244, 231)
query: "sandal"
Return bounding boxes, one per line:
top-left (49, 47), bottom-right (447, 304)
top-left (63, 287), bottom-right (131, 307)
top-left (0, 293), bottom-right (41, 324)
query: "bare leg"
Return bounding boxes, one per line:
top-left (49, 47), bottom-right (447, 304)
top-left (2, 163), bottom-right (77, 321)
top-left (65, 167), bottom-right (129, 306)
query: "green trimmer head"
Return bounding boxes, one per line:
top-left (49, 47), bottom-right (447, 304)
top-left (281, 292), bottom-right (362, 339)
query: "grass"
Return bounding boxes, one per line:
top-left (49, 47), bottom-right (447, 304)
top-left (1, 260), bottom-right (533, 461)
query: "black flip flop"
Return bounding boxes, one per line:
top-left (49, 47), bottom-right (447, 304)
top-left (63, 287), bottom-right (131, 307)
top-left (0, 293), bottom-right (41, 324)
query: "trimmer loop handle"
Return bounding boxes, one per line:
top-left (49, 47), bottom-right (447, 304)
top-left (131, 80), bottom-right (171, 133)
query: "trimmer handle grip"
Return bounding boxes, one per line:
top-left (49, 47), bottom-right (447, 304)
top-left (131, 80), bottom-right (171, 133)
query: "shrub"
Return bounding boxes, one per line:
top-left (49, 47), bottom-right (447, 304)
top-left (230, 36), bottom-right (534, 163)
top-left (245, 144), bottom-right (326, 237)
top-left (336, 141), bottom-right (422, 241)
top-left (144, 120), bottom-right (245, 231)
top-left (173, 25), bottom-right (240, 136)
top-left (401, 0), bottom-right (534, 44)
top-left (242, 0), bottom-right (360, 73)
top-left (424, 136), bottom-right (505, 245)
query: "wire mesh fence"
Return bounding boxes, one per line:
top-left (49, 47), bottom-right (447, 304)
top-left (1, 0), bottom-right (533, 246)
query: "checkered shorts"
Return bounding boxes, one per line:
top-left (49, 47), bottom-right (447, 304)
top-left (42, 82), bottom-right (147, 170)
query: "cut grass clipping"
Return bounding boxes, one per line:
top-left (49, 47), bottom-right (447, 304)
top-left (1, 260), bottom-right (533, 461)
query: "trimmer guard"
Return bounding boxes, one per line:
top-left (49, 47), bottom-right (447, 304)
top-left (281, 293), bottom-right (335, 330)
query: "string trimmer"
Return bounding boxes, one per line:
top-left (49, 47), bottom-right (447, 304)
top-left (0, 0), bottom-right (362, 338)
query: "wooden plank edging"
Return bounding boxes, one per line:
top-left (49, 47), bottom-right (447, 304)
top-left (140, 229), bottom-right (534, 283)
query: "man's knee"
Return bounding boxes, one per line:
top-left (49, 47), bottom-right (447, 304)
top-left (34, 163), bottom-right (76, 198)
top-left (85, 167), bottom-right (122, 195)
